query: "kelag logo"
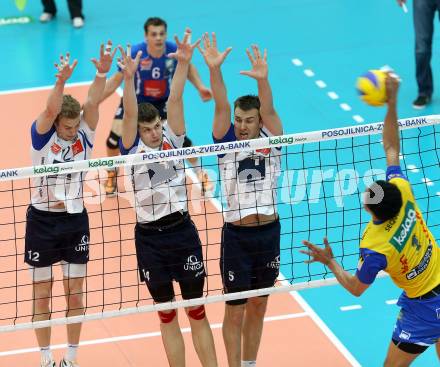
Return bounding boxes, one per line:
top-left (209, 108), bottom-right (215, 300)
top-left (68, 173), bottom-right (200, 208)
top-left (88, 159), bottom-right (114, 168)
top-left (390, 202), bottom-right (416, 252)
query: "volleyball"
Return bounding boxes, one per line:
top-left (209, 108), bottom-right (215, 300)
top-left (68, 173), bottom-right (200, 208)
top-left (356, 70), bottom-right (387, 107)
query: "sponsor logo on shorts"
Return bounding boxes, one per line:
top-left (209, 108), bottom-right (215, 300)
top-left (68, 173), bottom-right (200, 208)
top-left (184, 255), bottom-right (203, 271)
top-left (267, 255), bottom-right (280, 269)
top-left (399, 330), bottom-right (411, 341)
top-left (436, 308), bottom-right (440, 320)
top-left (75, 235), bottom-right (89, 252)
top-left (390, 202), bottom-right (416, 252)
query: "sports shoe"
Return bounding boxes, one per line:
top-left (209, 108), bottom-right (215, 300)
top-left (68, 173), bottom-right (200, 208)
top-left (40, 357), bottom-right (56, 367)
top-left (72, 17), bottom-right (84, 28)
top-left (197, 170), bottom-right (213, 194)
top-left (105, 170), bottom-right (117, 196)
top-left (39, 12), bottom-right (54, 23)
top-left (59, 359), bottom-right (79, 367)
top-left (412, 95), bottom-right (431, 109)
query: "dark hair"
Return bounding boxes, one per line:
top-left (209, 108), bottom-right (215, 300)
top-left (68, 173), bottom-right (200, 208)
top-left (144, 17), bottom-right (167, 34)
top-left (55, 95), bottom-right (81, 123)
top-left (365, 180), bottom-right (403, 221)
top-left (233, 95), bottom-right (261, 112)
top-left (138, 103), bottom-right (160, 123)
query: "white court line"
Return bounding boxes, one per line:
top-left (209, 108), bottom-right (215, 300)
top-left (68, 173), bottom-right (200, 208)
top-left (352, 115), bottom-right (364, 123)
top-left (277, 273), bottom-right (361, 367)
top-left (190, 172), bottom-right (361, 367)
top-left (422, 177), bottom-right (434, 186)
top-left (385, 299), bottom-right (398, 305)
top-left (315, 80), bottom-right (327, 88)
top-left (327, 91), bottom-right (339, 100)
top-left (340, 305), bottom-right (362, 312)
top-left (304, 69), bottom-right (315, 77)
top-left (291, 58), bottom-right (303, 66)
top-left (0, 312), bottom-right (308, 357)
top-left (340, 103), bottom-right (352, 111)
top-left (407, 164), bottom-right (420, 173)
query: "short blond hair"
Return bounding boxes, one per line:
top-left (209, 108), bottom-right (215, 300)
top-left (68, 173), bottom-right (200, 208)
top-left (55, 95), bottom-right (81, 122)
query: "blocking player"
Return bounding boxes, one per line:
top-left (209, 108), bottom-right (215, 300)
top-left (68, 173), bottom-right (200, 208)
top-left (301, 74), bottom-right (440, 366)
top-left (199, 33), bottom-right (283, 367)
top-left (118, 30), bottom-right (217, 367)
top-left (26, 43), bottom-right (116, 367)
top-left (101, 17), bottom-right (212, 196)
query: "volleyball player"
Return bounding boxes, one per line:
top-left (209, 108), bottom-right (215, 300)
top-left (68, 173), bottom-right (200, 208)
top-left (118, 30), bottom-right (217, 367)
top-left (26, 42), bottom-right (116, 367)
top-left (198, 34), bottom-right (283, 367)
top-left (301, 74), bottom-right (440, 366)
top-left (101, 17), bottom-right (213, 196)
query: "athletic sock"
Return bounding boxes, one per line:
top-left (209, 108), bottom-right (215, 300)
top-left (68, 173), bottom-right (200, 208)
top-left (241, 361), bottom-right (256, 367)
top-left (65, 344), bottom-right (78, 361)
top-left (40, 346), bottom-right (53, 361)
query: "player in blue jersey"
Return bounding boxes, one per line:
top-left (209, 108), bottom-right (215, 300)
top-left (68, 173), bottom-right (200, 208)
top-left (26, 43), bottom-right (116, 367)
top-left (101, 17), bottom-right (213, 195)
top-left (301, 75), bottom-right (440, 366)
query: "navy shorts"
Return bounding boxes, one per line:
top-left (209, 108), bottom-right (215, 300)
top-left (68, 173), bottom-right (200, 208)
top-left (221, 220), bottom-right (281, 305)
top-left (24, 205), bottom-right (90, 267)
top-left (135, 213), bottom-right (205, 303)
top-left (114, 98), bottom-right (167, 120)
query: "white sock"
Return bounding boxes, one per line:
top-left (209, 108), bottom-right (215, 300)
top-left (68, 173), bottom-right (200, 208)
top-left (40, 346), bottom-right (53, 361)
top-left (65, 344), bottom-right (78, 361)
top-left (241, 361), bottom-right (256, 367)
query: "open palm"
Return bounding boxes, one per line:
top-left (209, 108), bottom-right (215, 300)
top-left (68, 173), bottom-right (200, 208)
top-left (117, 45), bottom-right (142, 79)
top-left (240, 45), bottom-right (268, 80)
top-left (198, 32), bottom-right (232, 69)
top-left (168, 29), bottom-right (200, 63)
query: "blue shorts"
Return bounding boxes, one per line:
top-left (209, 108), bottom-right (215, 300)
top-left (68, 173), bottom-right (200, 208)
top-left (220, 220), bottom-right (281, 305)
top-left (24, 205), bottom-right (90, 267)
top-left (392, 290), bottom-right (440, 346)
top-left (135, 213), bottom-right (205, 303)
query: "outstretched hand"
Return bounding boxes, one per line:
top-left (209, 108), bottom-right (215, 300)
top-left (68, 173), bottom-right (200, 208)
top-left (54, 53), bottom-right (78, 83)
top-left (240, 44), bottom-right (268, 80)
top-left (197, 32), bottom-right (232, 69)
top-left (385, 73), bottom-right (400, 105)
top-left (300, 237), bottom-right (334, 266)
top-left (91, 40), bottom-right (117, 74)
top-left (168, 28), bottom-right (201, 63)
top-left (117, 45), bottom-right (142, 79)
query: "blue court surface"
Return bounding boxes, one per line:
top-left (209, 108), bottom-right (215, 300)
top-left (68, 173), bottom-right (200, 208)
top-left (1, 0), bottom-right (439, 365)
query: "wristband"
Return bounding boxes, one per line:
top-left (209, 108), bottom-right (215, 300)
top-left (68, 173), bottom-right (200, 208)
top-left (96, 71), bottom-right (107, 78)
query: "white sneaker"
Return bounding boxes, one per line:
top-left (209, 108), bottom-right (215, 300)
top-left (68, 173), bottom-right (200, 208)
top-left (39, 12), bottom-right (54, 23)
top-left (72, 17), bottom-right (84, 28)
top-left (59, 359), bottom-right (79, 367)
top-left (40, 357), bottom-right (56, 367)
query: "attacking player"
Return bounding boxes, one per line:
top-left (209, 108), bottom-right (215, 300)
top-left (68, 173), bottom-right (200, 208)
top-left (118, 30), bottom-right (217, 367)
top-left (199, 33), bottom-right (283, 367)
top-left (101, 17), bottom-right (212, 196)
top-left (26, 43), bottom-right (116, 367)
top-left (301, 74), bottom-right (440, 366)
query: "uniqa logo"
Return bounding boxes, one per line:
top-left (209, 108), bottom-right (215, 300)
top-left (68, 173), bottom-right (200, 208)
top-left (184, 255), bottom-right (203, 271)
top-left (390, 202), bottom-right (416, 252)
top-left (75, 235), bottom-right (89, 252)
top-left (88, 159), bottom-right (114, 168)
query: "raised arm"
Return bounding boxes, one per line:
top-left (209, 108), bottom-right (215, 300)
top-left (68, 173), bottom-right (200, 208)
top-left (82, 41), bottom-right (117, 131)
top-left (36, 53), bottom-right (78, 134)
top-left (167, 29), bottom-right (201, 136)
top-left (240, 45), bottom-right (283, 136)
top-left (100, 72), bottom-right (124, 103)
top-left (118, 45), bottom-right (143, 149)
top-left (187, 63), bottom-right (212, 102)
top-left (198, 32), bottom-right (232, 140)
top-left (382, 75), bottom-right (400, 167)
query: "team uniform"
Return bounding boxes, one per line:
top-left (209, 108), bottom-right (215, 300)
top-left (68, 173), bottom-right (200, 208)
top-left (107, 41), bottom-right (192, 149)
top-left (120, 122), bottom-right (205, 302)
top-left (25, 118), bottom-right (94, 281)
top-left (357, 165), bottom-right (440, 351)
top-left (214, 124), bottom-right (282, 305)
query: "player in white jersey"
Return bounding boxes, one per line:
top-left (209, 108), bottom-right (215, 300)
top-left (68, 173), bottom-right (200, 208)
top-left (199, 34), bottom-right (283, 367)
top-left (25, 42), bottom-right (116, 367)
top-left (118, 30), bottom-right (217, 367)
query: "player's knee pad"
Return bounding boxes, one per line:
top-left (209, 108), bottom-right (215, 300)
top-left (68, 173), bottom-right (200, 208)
top-left (106, 131), bottom-right (120, 150)
top-left (187, 305), bottom-right (205, 320)
top-left (158, 309), bottom-right (177, 324)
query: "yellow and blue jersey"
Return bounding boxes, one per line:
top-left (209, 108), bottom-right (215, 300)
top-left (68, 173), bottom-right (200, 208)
top-left (356, 166), bottom-right (440, 298)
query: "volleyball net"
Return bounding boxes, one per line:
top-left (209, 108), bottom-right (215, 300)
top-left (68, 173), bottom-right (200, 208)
top-left (1, 114), bottom-right (440, 333)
